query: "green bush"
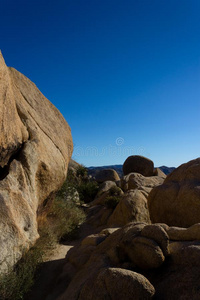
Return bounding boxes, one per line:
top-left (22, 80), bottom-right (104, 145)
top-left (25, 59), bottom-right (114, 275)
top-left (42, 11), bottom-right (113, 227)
top-left (77, 181), bottom-right (99, 203)
top-left (48, 194), bottom-right (85, 241)
top-left (76, 165), bottom-right (88, 178)
top-left (109, 186), bottom-right (122, 196)
top-left (104, 196), bottom-right (121, 209)
top-left (103, 186), bottom-right (122, 209)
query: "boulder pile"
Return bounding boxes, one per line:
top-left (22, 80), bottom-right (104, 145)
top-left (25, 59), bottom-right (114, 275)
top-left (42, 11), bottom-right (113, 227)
top-left (87, 155), bottom-right (165, 228)
top-left (55, 221), bottom-right (200, 300)
top-left (49, 155), bottom-right (200, 300)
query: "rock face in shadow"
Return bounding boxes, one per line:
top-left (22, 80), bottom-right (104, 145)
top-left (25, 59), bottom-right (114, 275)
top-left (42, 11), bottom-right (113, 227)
top-left (0, 52), bottom-right (73, 272)
top-left (148, 158), bottom-right (200, 227)
top-left (56, 223), bottom-right (160, 300)
top-left (53, 222), bottom-right (200, 300)
top-left (79, 267), bottom-right (155, 300)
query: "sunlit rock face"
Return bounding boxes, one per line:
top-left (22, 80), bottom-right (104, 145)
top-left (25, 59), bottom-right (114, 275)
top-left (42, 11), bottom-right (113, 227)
top-left (0, 51), bottom-right (73, 272)
top-left (148, 157), bottom-right (200, 227)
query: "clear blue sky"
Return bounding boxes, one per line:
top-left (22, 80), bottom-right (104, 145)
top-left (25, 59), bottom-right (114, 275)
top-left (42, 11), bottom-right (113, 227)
top-left (1, 0), bottom-right (200, 167)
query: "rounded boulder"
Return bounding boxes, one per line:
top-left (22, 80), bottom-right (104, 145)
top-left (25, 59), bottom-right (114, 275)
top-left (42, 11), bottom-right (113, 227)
top-left (95, 169), bottom-right (120, 183)
top-left (123, 156), bottom-right (154, 177)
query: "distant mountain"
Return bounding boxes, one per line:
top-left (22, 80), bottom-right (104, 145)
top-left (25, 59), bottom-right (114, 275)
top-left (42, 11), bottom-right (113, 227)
top-left (88, 165), bottom-right (124, 178)
top-left (88, 164), bottom-right (175, 178)
top-left (158, 166), bottom-right (176, 175)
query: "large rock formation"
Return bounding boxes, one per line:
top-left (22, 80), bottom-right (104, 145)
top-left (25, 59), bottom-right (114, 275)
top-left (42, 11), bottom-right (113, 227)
top-left (148, 158), bottom-right (200, 227)
top-left (0, 52), bottom-right (73, 272)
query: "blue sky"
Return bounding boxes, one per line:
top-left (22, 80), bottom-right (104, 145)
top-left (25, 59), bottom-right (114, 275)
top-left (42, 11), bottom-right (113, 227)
top-left (1, 0), bottom-right (200, 167)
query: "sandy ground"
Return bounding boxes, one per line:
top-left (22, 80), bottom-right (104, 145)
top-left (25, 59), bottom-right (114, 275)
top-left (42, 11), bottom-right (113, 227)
top-left (25, 243), bottom-right (74, 300)
top-left (25, 223), bottom-right (97, 300)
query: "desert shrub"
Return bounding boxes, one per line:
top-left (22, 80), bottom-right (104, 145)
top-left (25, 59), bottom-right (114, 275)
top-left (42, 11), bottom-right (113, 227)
top-left (105, 196), bottom-right (121, 209)
top-left (77, 181), bottom-right (99, 203)
top-left (0, 173), bottom-right (86, 300)
top-left (0, 244), bottom-right (43, 300)
top-left (56, 175), bottom-right (76, 198)
top-left (104, 186), bottom-right (122, 209)
top-left (76, 165), bottom-right (88, 178)
top-left (109, 186), bottom-right (122, 196)
top-left (65, 165), bottom-right (99, 204)
top-left (48, 194), bottom-right (85, 241)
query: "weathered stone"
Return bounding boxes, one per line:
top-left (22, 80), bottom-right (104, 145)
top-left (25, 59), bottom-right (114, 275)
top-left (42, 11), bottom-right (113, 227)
top-left (141, 224), bottom-right (169, 256)
top-left (100, 227), bottom-right (120, 235)
top-left (98, 180), bottom-right (117, 193)
top-left (122, 236), bottom-right (165, 269)
top-left (81, 234), bottom-right (107, 246)
top-left (169, 240), bottom-right (200, 265)
top-left (167, 223), bottom-right (200, 241)
top-left (153, 167), bottom-right (166, 178)
top-left (107, 190), bottom-right (151, 227)
top-left (53, 221), bottom-right (200, 300)
top-left (121, 172), bottom-right (164, 192)
top-left (123, 155), bottom-right (154, 176)
top-left (68, 244), bottom-right (96, 269)
top-left (148, 158), bottom-right (200, 227)
top-left (153, 241), bottom-right (200, 299)
top-left (86, 205), bottom-right (113, 227)
top-left (95, 169), bottom-right (120, 183)
top-left (0, 52), bottom-right (73, 272)
top-left (79, 268), bottom-right (155, 300)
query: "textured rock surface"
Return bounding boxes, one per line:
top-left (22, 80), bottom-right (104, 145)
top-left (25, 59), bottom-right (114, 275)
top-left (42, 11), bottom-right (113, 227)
top-left (153, 167), bottom-right (166, 178)
top-left (50, 220), bottom-right (200, 300)
top-left (122, 236), bottom-right (165, 269)
top-left (151, 240), bottom-right (200, 300)
top-left (56, 223), bottom-right (157, 300)
top-left (148, 158), bottom-right (200, 227)
top-left (95, 168), bottom-right (120, 183)
top-left (119, 223), bottom-right (167, 269)
top-left (79, 268), bottom-right (155, 300)
top-left (0, 52), bottom-right (73, 271)
top-left (166, 223), bottom-right (200, 241)
top-left (107, 190), bottom-right (151, 226)
top-left (121, 172), bottom-right (164, 192)
top-left (141, 224), bottom-right (169, 256)
top-left (123, 155), bottom-right (154, 176)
